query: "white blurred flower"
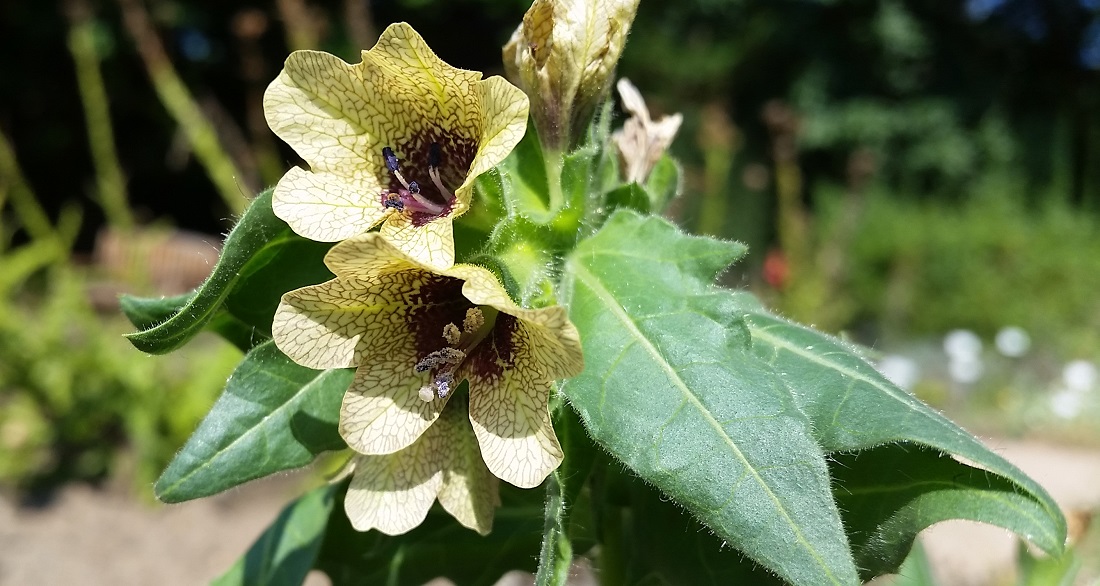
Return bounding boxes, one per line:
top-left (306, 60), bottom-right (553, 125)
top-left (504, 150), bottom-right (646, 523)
top-left (1063, 360), bottom-right (1098, 393)
top-left (876, 354), bottom-right (920, 391)
top-left (948, 357), bottom-right (984, 385)
top-left (1050, 388), bottom-right (1085, 420)
top-left (994, 326), bottom-right (1031, 358)
top-left (943, 329), bottom-right (982, 362)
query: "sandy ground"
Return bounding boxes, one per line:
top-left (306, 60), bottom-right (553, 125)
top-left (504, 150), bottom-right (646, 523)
top-left (1, 438), bottom-right (1097, 586)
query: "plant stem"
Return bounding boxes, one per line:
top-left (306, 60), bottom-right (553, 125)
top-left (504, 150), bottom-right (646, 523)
top-left (117, 0), bottom-right (249, 214)
top-left (67, 0), bottom-right (135, 231)
top-left (0, 128), bottom-right (61, 244)
top-left (534, 471), bottom-right (572, 586)
top-left (544, 151), bottom-right (565, 215)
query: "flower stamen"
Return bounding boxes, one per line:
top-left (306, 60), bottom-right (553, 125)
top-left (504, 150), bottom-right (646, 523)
top-left (427, 142), bottom-right (455, 203)
top-left (416, 308), bottom-right (498, 403)
top-left (379, 146), bottom-right (450, 217)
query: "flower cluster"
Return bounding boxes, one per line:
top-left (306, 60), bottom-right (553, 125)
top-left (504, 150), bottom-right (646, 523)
top-left (265, 22), bottom-right (584, 535)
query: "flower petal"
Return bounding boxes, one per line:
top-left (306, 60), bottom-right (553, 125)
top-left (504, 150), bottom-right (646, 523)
top-left (272, 166), bottom-right (388, 242)
top-left (450, 265), bottom-right (585, 380)
top-left (264, 50), bottom-right (381, 178)
top-left (455, 76), bottom-right (530, 200)
top-left (435, 397), bottom-right (499, 535)
top-left (467, 371), bottom-right (562, 489)
top-left (341, 357), bottom-right (446, 455)
top-left (380, 213), bottom-right (456, 271)
top-left (343, 440), bottom-right (444, 535)
top-left (273, 277), bottom-right (418, 370)
top-left (323, 233), bottom-right (423, 280)
top-left (365, 23), bottom-right (484, 144)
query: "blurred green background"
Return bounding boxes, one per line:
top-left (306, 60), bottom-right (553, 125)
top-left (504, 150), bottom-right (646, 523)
top-left (1, 0), bottom-right (1099, 507)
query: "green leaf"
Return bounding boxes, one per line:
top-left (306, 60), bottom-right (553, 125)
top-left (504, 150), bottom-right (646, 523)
top-left (621, 469), bottom-right (786, 585)
top-left (605, 183), bottom-right (651, 214)
top-left (561, 210), bottom-right (861, 586)
top-left (214, 483), bottom-right (337, 586)
top-left (225, 235), bottom-right (333, 336)
top-left (735, 300), bottom-right (1067, 561)
top-left (154, 341), bottom-right (352, 503)
top-left (831, 443), bottom-right (1059, 580)
top-left (126, 188), bottom-right (288, 354)
top-left (119, 292), bottom-right (194, 329)
top-left (890, 542), bottom-right (937, 586)
top-left (120, 293), bottom-right (265, 352)
top-left (315, 483), bottom-right (545, 586)
top-left (644, 154), bottom-right (682, 211)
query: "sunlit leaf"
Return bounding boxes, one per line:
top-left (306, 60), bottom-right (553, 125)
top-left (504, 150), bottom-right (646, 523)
top-left (120, 293), bottom-right (264, 352)
top-left (125, 188), bottom-right (285, 353)
top-left (561, 210), bottom-right (860, 586)
top-left (735, 298), bottom-right (1067, 565)
top-left (155, 341), bottom-right (352, 503)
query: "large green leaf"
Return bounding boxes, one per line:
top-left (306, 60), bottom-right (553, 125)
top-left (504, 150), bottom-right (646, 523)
top-left (315, 483), bottom-right (545, 586)
top-left (735, 299), bottom-right (1066, 562)
top-left (214, 483), bottom-right (337, 586)
top-left (830, 443), bottom-right (1059, 580)
top-left (561, 211), bottom-right (860, 586)
top-left (125, 188), bottom-right (332, 354)
top-left (155, 341), bottom-right (352, 503)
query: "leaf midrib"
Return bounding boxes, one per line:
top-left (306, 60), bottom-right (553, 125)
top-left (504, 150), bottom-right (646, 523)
top-left (157, 353), bottom-right (340, 499)
top-left (568, 259), bottom-right (842, 585)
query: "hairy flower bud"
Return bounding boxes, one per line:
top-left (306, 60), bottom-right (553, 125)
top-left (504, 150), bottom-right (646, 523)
top-left (503, 0), bottom-right (640, 152)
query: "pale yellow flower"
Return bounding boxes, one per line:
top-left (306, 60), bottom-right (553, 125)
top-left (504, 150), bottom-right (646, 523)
top-left (264, 23), bottom-right (529, 269)
top-left (272, 233), bottom-right (584, 491)
top-left (341, 397), bottom-right (499, 535)
top-left (503, 0), bottom-right (640, 151)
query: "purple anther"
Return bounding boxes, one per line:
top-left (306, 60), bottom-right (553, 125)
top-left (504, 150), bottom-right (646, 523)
top-left (408, 181), bottom-right (420, 193)
top-left (382, 146), bottom-right (400, 172)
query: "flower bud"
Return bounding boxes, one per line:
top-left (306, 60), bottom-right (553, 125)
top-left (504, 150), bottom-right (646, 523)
top-left (503, 0), bottom-right (640, 152)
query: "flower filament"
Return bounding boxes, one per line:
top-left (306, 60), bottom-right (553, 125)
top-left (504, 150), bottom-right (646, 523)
top-left (379, 144), bottom-right (456, 218)
top-left (416, 306), bottom-right (499, 402)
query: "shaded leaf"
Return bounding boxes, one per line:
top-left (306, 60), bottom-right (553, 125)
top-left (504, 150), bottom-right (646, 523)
top-left (622, 468), bottom-right (785, 586)
top-left (561, 211), bottom-right (860, 586)
top-left (316, 483), bottom-right (545, 586)
top-left (214, 483), bottom-right (337, 586)
top-left (120, 293), bottom-right (264, 352)
top-left (126, 188), bottom-right (285, 354)
top-left (225, 236), bottom-right (334, 336)
top-left (155, 341), bottom-right (352, 503)
top-left (831, 443), bottom-right (1060, 580)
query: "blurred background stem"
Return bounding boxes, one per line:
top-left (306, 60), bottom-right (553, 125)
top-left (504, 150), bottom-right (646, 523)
top-left (66, 0), bottom-right (135, 232)
top-left (117, 0), bottom-right (249, 214)
top-left (0, 129), bottom-right (63, 246)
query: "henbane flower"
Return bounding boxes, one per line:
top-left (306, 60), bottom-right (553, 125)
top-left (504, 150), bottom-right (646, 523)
top-left (272, 233), bottom-right (584, 492)
top-left (341, 397), bottom-right (499, 535)
top-left (264, 23), bottom-right (529, 269)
